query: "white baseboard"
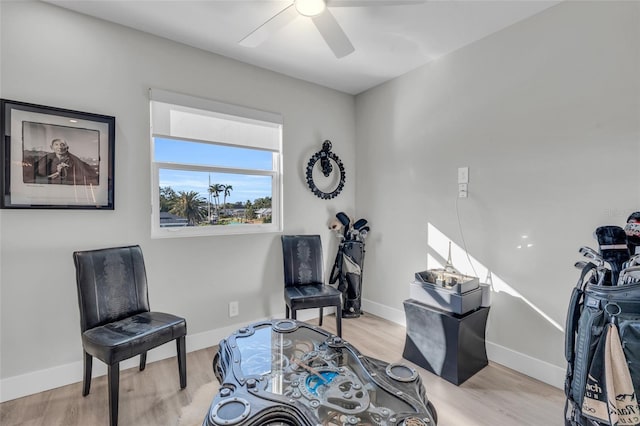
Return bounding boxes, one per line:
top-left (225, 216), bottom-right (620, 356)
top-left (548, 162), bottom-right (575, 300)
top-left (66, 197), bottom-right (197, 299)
top-left (362, 298), bottom-right (406, 326)
top-left (361, 298), bottom-right (564, 389)
top-left (0, 303), bottom-right (564, 402)
top-left (0, 314), bottom-right (288, 403)
top-left (485, 341), bottom-right (565, 389)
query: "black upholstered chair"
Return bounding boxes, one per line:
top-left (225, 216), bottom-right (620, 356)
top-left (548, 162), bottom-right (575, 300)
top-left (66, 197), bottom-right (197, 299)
top-left (73, 245), bottom-right (187, 426)
top-left (281, 235), bottom-right (342, 337)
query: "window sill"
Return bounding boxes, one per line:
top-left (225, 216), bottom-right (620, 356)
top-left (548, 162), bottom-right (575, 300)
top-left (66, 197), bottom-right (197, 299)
top-left (151, 223), bottom-right (282, 239)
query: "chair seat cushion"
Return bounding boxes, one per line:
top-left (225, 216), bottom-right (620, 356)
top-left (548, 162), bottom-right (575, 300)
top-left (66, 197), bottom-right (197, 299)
top-left (285, 284), bottom-right (342, 311)
top-left (82, 312), bottom-right (186, 365)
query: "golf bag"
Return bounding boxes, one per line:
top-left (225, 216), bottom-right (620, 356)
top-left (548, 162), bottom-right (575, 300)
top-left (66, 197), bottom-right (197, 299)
top-left (330, 240), bottom-right (366, 318)
top-left (564, 235), bottom-right (640, 425)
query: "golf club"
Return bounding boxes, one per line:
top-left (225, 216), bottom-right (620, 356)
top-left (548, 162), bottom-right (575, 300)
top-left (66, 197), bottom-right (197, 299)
top-left (574, 261), bottom-right (590, 270)
top-left (624, 254), bottom-right (640, 269)
top-left (595, 266), bottom-right (610, 286)
top-left (618, 266), bottom-right (640, 285)
top-left (579, 246), bottom-right (605, 267)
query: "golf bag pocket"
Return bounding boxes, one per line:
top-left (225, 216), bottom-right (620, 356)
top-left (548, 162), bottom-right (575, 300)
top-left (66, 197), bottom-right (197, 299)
top-left (618, 313), bottom-right (640, 397)
top-left (571, 306), bottom-right (605, 406)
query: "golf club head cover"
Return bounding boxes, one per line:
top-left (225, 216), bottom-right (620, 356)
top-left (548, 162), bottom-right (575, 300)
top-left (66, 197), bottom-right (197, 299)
top-left (335, 212), bottom-right (350, 238)
top-left (595, 225), bottom-right (630, 285)
top-left (626, 212), bottom-right (640, 256)
top-left (353, 218), bottom-right (368, 231)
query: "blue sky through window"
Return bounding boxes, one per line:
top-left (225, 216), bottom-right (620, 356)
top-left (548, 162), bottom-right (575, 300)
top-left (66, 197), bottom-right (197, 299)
top-left (155, 138), bottom-right (273, 204)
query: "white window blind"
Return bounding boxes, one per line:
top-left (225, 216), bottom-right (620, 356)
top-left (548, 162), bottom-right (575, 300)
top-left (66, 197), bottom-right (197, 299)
top-left (150, 88), bottom-right (282, 152)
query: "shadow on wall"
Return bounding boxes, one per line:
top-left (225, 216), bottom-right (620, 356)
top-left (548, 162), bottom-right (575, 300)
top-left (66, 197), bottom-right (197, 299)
top-left (426, 222), bottom-right (564, 333)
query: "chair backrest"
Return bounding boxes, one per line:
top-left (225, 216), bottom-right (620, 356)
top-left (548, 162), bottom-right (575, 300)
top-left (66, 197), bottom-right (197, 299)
top-left (281, 235), bottom-right (324, 288)
top-left (73, 245), bottom-right (150, 332)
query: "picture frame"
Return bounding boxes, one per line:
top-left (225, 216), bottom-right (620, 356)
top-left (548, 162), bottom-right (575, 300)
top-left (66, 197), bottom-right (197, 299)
top-left (1, 99), bottom-right (115, 209)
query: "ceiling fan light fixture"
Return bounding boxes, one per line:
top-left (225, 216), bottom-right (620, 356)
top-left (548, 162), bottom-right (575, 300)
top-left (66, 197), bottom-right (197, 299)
top-left (295, 0), bottom-right (326, 17)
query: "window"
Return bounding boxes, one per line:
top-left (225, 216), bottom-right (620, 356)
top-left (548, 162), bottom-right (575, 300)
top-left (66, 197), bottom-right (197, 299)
top-left (150, 89), bottom-right (282, 238)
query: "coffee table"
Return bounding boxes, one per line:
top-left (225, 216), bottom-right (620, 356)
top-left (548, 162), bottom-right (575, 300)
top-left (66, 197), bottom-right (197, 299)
top-left (203, 319), bottom-right (437, 426)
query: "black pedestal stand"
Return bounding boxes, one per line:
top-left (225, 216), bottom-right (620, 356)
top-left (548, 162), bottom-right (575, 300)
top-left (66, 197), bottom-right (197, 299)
top-left (402, 299), bottom-right (489, 385)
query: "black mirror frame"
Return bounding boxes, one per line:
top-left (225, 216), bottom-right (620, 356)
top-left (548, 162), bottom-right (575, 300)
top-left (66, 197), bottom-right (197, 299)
top-left (305, 140), bottom-right (345, 200)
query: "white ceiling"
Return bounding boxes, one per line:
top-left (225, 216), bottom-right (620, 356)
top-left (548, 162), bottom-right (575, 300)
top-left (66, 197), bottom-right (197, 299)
top-left (44, 0), bottom-right (560, 95)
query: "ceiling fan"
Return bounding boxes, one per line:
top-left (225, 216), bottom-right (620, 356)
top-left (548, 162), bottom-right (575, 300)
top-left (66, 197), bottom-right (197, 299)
top-left (239, 0), bottom-right (425, 58)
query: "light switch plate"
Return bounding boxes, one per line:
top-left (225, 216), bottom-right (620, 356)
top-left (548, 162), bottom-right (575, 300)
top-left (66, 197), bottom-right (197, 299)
top-left (458, 167), bottom-right (469, 184)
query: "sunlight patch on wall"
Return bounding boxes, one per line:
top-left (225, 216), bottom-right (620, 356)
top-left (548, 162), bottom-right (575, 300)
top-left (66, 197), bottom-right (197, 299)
top-left (426, 223), bottom-right (564, 332)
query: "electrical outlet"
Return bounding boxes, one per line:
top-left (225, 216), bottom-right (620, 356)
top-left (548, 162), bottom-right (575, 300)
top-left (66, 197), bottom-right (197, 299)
top-left (458, 167), bottom-right (469, 184)
top-left (229, 301), bottom-right (239, 317)
top-left (458, 183), bottom-right (468, 198)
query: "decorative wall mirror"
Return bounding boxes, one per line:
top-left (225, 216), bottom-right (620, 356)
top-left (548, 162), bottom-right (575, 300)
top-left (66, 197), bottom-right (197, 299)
top-left (305, 140), bottom-right (345, 200)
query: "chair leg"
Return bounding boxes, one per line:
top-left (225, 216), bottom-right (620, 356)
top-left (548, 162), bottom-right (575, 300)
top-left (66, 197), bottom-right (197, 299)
top-left (291, 309), bottom-right (297, 320)
top-left (108, 363), bottom-right (120, 426)
top-left (336, 305), bottom-right (342, 338)
top-left (318, 308), bottom-right (324, 326)
top-left (177, 336), bottom-right (187, 389)
top-left (139, 352), bottom-right (147, 371)
top-left (82, 351), bottom-right (92, 396)
top-left (285, 305), bottom-right (290, 319)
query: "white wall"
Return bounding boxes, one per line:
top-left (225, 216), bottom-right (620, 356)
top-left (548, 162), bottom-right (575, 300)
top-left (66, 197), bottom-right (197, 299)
top-left (2, 0), bottom-right (639, 402)
top-left (355, 0), bottom-right (640, 387)
top-left (0, 1), bottom-right (355, 400)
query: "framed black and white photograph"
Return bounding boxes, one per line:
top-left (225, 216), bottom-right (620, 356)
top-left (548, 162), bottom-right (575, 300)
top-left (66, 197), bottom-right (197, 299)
top-left (1, 99), bottom-right (115, 209)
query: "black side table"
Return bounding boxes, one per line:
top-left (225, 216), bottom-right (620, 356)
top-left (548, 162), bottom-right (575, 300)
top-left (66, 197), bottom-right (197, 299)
top-left (402, 299), bottom-right (489, 385)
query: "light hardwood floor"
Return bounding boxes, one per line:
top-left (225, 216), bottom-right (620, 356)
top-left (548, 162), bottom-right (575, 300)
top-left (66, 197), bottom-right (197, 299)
top-left (0, 313), bottom-right (565, 425)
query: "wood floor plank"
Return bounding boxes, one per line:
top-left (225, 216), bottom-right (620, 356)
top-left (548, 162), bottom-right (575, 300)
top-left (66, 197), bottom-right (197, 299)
top-left (0, 313), bottom-right (564, 425)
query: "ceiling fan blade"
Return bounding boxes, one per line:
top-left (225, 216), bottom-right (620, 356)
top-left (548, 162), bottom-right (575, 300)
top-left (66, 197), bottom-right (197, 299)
top-left (311, 9), bottom-right (355, 58)
top-left (328, 0), bottom-right (425, 6)
top-left (239, 3), bottom-right (298, 48)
